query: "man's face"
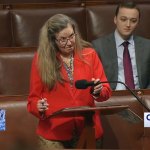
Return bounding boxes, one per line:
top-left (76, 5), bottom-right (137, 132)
top-left (114, 7), bottom-right (139, 40)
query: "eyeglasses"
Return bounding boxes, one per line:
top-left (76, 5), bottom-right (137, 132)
top-left (55, 33), bottom-right (76, 47)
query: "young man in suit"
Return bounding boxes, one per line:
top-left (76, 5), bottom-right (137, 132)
top-left (92, 1), bottom-right (150, 90)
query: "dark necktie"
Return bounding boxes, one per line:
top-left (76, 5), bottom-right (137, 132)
top-left (122, 41), bottom-right (135, 89)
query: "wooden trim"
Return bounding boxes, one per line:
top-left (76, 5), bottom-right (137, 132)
top-left (2, 2), bottom-right (85, 10)
top-left (112, 89), bottom-right (150, 96)
top-left (1, 1), bottom-right (150, 10)
top-left (0, 47), bottom-right (36, 53)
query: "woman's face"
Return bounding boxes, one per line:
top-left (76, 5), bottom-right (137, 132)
top-left (55, 23), bottom-right (76, 56)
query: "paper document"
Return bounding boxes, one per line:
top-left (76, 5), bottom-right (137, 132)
top-left (0, 109), bottom-right (6, 131)
top-left (118, 108), bottom-right (143, 123)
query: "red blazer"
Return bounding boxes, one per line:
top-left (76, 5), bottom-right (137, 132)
top-left (27, 48), bottom-right (112, 141)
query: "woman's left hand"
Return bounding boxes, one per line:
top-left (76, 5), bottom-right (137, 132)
top-left (91, 78), bottom-right (103, 97)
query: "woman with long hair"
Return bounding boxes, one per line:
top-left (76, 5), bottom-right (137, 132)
top-left (27, 14), bottom-right (111, 149)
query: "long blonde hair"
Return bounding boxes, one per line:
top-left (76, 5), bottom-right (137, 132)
top-left (37, 14), bottom-right (91, 90)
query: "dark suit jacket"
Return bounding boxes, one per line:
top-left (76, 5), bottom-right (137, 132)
top-left (92, 33), bottom-right (150, 90)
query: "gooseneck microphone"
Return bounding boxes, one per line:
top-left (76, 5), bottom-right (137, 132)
top-left (75, 79), bottom-right (150, 112)
top-left (75, 80), bottom-right (97, 89)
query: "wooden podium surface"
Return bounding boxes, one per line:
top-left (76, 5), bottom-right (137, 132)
top-left (50, 104), bottom-right (129, 118)
top-left (49, 104), bottom-right (129, 149)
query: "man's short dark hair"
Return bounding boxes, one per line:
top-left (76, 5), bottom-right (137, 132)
top-left (115, 1), bottom-right (140, 18)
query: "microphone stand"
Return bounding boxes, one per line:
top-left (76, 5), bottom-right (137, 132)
top-left (100, 81), bottom-right (150, 112)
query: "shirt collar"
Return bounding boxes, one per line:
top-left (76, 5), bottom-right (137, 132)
top-left (114, 30), bottom-right (134, 47)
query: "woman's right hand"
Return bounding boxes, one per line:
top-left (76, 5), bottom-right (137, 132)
top-left (37, 98), bottom-right (49, 112)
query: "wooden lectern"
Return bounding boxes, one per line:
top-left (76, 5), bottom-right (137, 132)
top-left (49, 105), bottom-right (129, 149)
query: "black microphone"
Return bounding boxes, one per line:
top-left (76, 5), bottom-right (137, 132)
top-left (75, 79), bottom-right (100, 96)
top-left (75, 80), bottom-right (95, 89)
top-left (75, 79), bottom-right (150, 112)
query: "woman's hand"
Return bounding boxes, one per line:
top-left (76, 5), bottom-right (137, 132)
top-left (37, 98), bottom-right (49, 112)
top-left (91, 78), bottom-right (103, 97)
